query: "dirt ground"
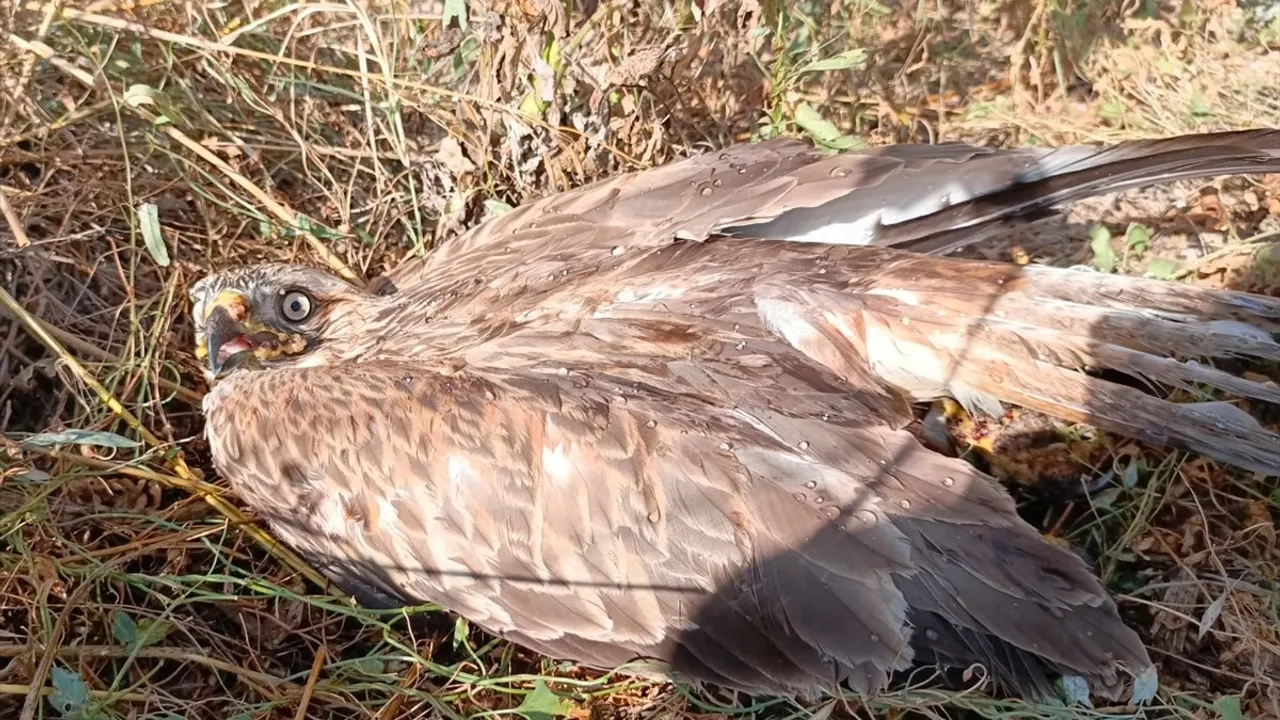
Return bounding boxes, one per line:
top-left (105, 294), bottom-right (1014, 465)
top-left (1, 1), bottom-right (1279, 718)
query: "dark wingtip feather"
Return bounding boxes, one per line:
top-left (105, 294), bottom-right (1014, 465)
top-left (877, 128), bottom-right (1280, 253)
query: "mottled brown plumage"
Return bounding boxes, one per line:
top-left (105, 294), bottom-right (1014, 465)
top-left (192, 129), bottom-right (1280, 703)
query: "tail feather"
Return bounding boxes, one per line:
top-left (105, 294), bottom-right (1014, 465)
top-left (885, 296), bottom-right (1280, 363)
top-left (862, 255), bottom-right (1280, 326)
top-left (959, 356), bottom-right (1280, 475)
top-left (1014, 263), bottom-right (1280, 324)
top-left (882, 312), bottom-right (1280, 406)
top-left (784, 247), bottom-right (1280, 477)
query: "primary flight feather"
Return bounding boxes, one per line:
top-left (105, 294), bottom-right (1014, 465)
top-left (192, 129), bottom-right (1280, 702)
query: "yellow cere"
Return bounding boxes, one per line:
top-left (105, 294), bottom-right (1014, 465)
top-left (206, 290), bottom-right (250, 321)
top-left (194, 289), bottom-right (308, 362)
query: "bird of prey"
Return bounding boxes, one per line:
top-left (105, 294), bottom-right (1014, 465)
top-left (192, 129), bottom-right (1280, 703)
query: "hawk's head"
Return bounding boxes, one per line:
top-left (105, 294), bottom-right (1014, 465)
top-left (190, 263), bottom-right (367, 380)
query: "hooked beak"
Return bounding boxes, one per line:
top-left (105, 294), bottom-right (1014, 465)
top-left (194, 290), bottom-right (308, 379)
top-left (196, 290), bottom-right (254, 378)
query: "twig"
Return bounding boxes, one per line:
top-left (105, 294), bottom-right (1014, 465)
top-left (0, 188), bottom-right (31, 248)
top-left (0, 644), bottom-right (297, 690)
top-left (1172, 230), bottom-right (1280, 280)
top-left (28, 448), bottom-right (227, 498)
top-left (6, 33), bottom-right (96, 88)
top-left (374, 662), bottom-right (422, 720)
top-left (293, 645), bottom-right (327, 720)
top-left (0, 683), bottom-right (150, 703)
top-left (1, 3), bottom-right (61, 129)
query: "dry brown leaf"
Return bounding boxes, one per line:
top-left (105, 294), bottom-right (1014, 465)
top-left (1192, 186), bottom-right (1228, 230)
top-left (605, 46), bottom-right (669, 88)
top-left (1239, 499), bottom-right (1277, 555)
top-left (436, 136), bottom-right (476, 177)
top-left (1261, 172), bottom-right (1280, 197)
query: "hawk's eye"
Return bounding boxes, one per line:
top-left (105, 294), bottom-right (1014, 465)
top-left (280, 290), bottom-right (313, 322)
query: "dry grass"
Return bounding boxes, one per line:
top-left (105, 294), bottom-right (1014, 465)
top-left (1, 0), bottom-right (1279, 718)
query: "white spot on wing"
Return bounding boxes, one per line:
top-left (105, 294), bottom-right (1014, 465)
top-left (782, 215), bottom-right (880, 246)
top-left (879, 181), bottom-right (975, 224)
top-left (541, 442), bottom-right (574, 484)
top-left (448, 454), bottom-right (477, 487)
top-left (864, 288), bottom-right (923, 305)
top-left (375, 495), bottom-right (402, 534)
top-left (775, 180), bottom-right (980, 246)
top-left (316, 493), bottom-right (352, 538)
top-left (755, 297), bottom-right (819, 348)
top-left (615, 286), bottom-right (686, 303)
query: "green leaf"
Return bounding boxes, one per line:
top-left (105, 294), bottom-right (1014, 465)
top-left (1124, 222), bottom-right (1149, 255)
top-left (137, 202), bottom-right (170, 267)
top-left (452, 616), bottom-right (470, 649)
top-left (1089, 225), bottom-right (1116, 273)
top-left (1214, 694), bottom-right (1244, 720)
top-left (1099, 97), bottom-right (1126, 122)
top-left (792, 102), bottom-right (861, 151)
top-left (350, 656), bottom-right (385, 676)
top-left (483, 198), bottom-right (514, 218)
top-left (134, 618), bottom-right (172, 650)
top-left (1144, 257), bottom-right (1182, 279)
top-left (1189, 89), bottom-right (1214, 118)
top-left (1121, 461), bottom-right (1140, 489)
top-left (293, 214), bottom-right (345, 240)
top-left (1091, 487), bottom-right (1122, 510)
top-left (112, 612), bottom-right (137, 646)
top-left (123, 84), bottom-right (187, 127)
top-left (514, 680), bottom-right (572, 720)
top-left (49, 667), bottom-right (92, 715)
top-left (442, 0), bottom-right (467, 30)
top-left (18, 429), bottom-right (141, 449)
top-left (517, 91), bottom-right (545, 120)
top-left (1130, 664), bottom-right (1160, 704)
top-left (799, 49), bottom-right (867, 74)
top-left (1058, 674), bottom-right (1093, 708)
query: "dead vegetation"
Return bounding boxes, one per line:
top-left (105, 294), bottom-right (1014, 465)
top-left (1, 0), bottom-right (1278, 718)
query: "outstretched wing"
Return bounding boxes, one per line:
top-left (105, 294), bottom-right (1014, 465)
top-left (203, 346), bottom-right (1150, 698)
top-left (377, 129), bottom-right (1280, 294)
